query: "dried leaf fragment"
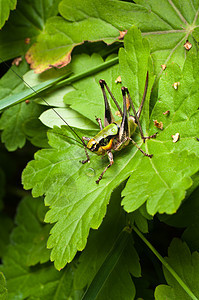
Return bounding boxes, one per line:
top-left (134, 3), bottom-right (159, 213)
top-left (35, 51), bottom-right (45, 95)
top-left (154, 120), bottom-right (163, 130)
top-left (184, 40), bottom-right (192, 51)
top-left (163, 110), bottom-right (170, 116)
top-left (118, 30), bottom-right (127, 40)
top-left (12, 57), bottom-right (22, 66)
top-left (115, 76), bottom-right (122, 83)
top-left (172, 133), bottom-right (180, 143)
top-left (161, 64), bottom-right (166, 70)
top-left (172, 82), bottom-right (180, 90)
top-left (25, 38), bottom-right (31, 44)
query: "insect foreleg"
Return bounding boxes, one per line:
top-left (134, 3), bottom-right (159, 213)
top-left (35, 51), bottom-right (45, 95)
top-left (81, 137), bottom-right (90, 164)
top-left (96, 150), bottom-right (114, 184)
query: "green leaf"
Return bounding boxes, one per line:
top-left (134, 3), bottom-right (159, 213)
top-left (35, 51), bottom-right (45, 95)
top-left (0, 213), bottom-right (13, 258)
top-left (0, 60), bottom-right (47, 150)
top-left (121, 41), bottom-right (199, 215)
top-left (22, 27), bottom-right (199, 269)
top-left (0, 59), bottom-right (29, 98)
top-left (25, 0), bottom-right (131, 72)
top-left (0, 0), bottom-right (16, 29)
top-left (158, 186), bottom-right (199, 229)
top-left (0, 0), bottom-right (61, 60)
top-left (155, 238), bottom-right (199, 300)
top-left (0, 272), bottom-right (7, 300)
top-left (40, 108), bottom-right (98, 131)
top-left (11, 196), bottom-right (51, 266)
top-left (20, 0), bottom-right (198, 83)
top-left (0, 101), bottom-right (45, 151)
top-left (0, 169), bottom-right (5, 211)
top-left (0, 196), bottom-right (81, 299)
top-left (82, 229), bottom-right (132, 300)
top-left (74, 188), bottom-right (140, 300)
top-left (22, 117), bottom-right (49, 148)
top-left (63, 53), bottom-right (120, 124)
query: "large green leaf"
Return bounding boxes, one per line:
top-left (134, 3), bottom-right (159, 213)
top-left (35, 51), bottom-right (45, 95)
top-left (0, 0), bottom-right (61, 60)
top-left (0, 196), bottom-right (81, 299)
top-left (0, 0), bottom-right (16, 29)
top-left (22, 27), bottom-right (199, 270)
top-left (155, 239), bottom-right (199, 300)
top-left (0, 272), bottom-right (7, 300)
top-left (0, 169), bottom-right (5, 211)
top-left (11, 196), bottom-right (51, 266)
top-left (0, 213), bottom-right (13, 258)
top-left (22, 0), bottom-right (199, 77)
top-left (74, 187), bottom-right (140, 300)
top-left (121, 42), bottom-right (199, 215)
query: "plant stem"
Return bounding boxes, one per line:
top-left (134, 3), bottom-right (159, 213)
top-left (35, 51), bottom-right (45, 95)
top-left (132, 225), bottom-right (198, 300)
top-left (56, 56), bottom-right (119, 88)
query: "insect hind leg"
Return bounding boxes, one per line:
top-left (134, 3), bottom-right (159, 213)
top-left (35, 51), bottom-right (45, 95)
top-left (129, 138), bottom-right (153, 158)
top-left (124, 88), bottom-right (158, 142)
top-left (142, 132), bottom-right (158, 143)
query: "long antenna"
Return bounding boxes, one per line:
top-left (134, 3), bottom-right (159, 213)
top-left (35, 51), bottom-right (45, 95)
top-left (0, 58), bottom-right (86, 147)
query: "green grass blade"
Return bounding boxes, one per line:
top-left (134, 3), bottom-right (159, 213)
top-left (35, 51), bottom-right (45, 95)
top-left (0, 56), bottom-right (118, 110)
top-left (132, 225), bottom-right (198, 300)
top-left (81, 227), bottom-right (131, 300)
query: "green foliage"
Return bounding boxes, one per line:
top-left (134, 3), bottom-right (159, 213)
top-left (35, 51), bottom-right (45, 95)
top-left (75, 188), bottom-right (141, 300)
top-left (0, 0), bottom-right (16, 29)
top-left (0, 272), bottom-right (7, 300)
top-left (0, 0), bottom-right (199, 299)
top-left (21, 28), bottom-right (199, 270)
top-left (0, 196), bottom-right (81, 300)
top-left (155, 239), bottom-right (199, 300)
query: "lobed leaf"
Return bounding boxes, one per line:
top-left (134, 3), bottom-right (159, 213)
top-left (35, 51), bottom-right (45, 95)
top-left (22, 28), bottom-right (199, 270)
top-left (74, 189), bottom-right (140, 299)
top-left (0, 0), bottom-right (60, 60)
top-left (0, 272), bottom-right (7, 300)
top-left (0, 196), bottom-right (80, 299)
top-left (121, 46), bottom-right (199, 215)
top-left (155, 238), bottom-right (199, 300)
top-left (0, 213), bottom-right (13, 259)
top-left (0, 0), bottom-right (16, 29)
top-left (15, 0), bottom-right (198, 81)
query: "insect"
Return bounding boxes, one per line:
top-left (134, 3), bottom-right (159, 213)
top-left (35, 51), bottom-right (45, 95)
top-left (1, 59), bottom-right (156, 184)
top-left (81, 72), bottom-right (157, 183)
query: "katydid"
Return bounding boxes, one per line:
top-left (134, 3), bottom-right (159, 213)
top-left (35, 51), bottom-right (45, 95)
top-left (81, 72), bottom-right (157, 183)
top-left (0, 59), bottom-right (156, 183)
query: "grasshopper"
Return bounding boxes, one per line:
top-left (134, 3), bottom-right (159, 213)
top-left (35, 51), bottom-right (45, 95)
top-left (81, 72), bottom-right (157, 183)
top-left (1, 59), bottom-right (156, 184)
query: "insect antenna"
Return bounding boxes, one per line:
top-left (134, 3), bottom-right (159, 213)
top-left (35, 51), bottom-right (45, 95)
top-left (0, 58), bottom-right (86, 147)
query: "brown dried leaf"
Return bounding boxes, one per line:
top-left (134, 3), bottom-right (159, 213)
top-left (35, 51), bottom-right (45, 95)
top-left (154, 120), bottom-right (163, 130)
top-left (163, 110), bottom-right (170, 116)
top-left (12, 57), bottom-right (22, 66)
top-left (118, 30), bottom-right (128, 40)
top-left (183, 40), bottom-right (192, 51)
top-left (171, 132), bottom-right (180, 143)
